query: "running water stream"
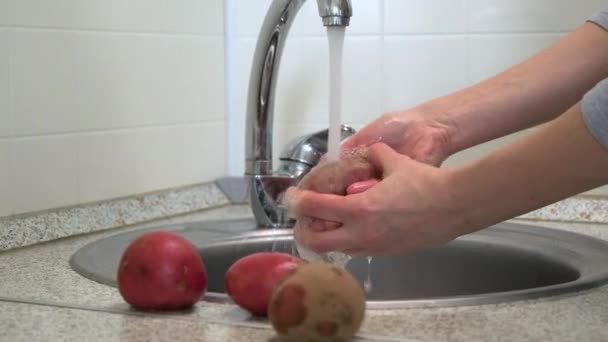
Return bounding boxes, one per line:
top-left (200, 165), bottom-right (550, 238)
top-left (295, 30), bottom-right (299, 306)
top-left (294, 26), bottom-right (373, 293)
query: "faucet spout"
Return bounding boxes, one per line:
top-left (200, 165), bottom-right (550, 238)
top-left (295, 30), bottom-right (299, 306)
top-left (317, 0), bottom-right (352, 26)
top-left (244, 0), bottom-right (353, 228)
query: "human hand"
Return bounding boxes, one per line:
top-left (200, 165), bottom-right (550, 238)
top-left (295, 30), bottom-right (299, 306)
top-left (341, 108), bottom-right (454, 167)
top-left (288, 143), bottom-right (467, 256)
top-left (290, 148), bottom-right (380, 232)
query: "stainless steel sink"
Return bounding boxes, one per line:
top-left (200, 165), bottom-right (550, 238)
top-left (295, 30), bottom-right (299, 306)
top-left (70, 219), bottom-right (608, 309)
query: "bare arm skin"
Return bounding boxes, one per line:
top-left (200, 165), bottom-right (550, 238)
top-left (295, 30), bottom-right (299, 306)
top-left (434, 22), bottom-right (608, 154)
top-left (343, 22), bottom-right (608, 164)
top-left (290, 103), bottom-right (608, 255)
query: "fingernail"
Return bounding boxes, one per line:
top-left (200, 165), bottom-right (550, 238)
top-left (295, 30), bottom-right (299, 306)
top-left (346, 179), bottom-right (380, 195)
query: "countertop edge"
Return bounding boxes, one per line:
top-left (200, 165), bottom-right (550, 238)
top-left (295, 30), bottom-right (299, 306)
top-left (0, 181), bottom-right (231, 251)
top-left (4, 175), bottom-right (608, 252)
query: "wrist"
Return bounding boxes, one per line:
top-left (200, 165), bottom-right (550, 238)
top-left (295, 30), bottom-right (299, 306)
top-left (441, 165), bottom-right (485, 236)
top-left (409, 100), bottom-right (461, 163)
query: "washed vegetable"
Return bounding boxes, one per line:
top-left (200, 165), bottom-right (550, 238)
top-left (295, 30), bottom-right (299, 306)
top-left (225, 252), bottom-right (305, 316)
top-left (117, 231), bottom-right (208, 311)
top-left (269, 262), bottom-right (366, 341)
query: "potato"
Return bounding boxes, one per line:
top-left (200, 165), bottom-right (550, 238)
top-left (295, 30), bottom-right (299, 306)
top-left (225, 252), bottom-right (305, 316)
top-left (269, 262), bottom-right (366, 342)
top-left (117, 231), bottom-right (208, 311)
top-left (297, 148), bottom-right (378, 196)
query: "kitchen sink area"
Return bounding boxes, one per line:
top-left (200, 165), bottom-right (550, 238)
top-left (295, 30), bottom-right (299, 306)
top-left (4, 202), bottom-right (608, 341)
top-left (70, 217), bottom-right (608, 309)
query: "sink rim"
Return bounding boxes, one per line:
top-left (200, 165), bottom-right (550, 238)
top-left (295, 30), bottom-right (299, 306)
top-left (69, 219), bottom-right (608, 309)
top-left (198, 223), bottom-right (608, 309)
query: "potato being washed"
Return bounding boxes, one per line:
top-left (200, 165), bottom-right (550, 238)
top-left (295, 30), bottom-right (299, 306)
top-left (296, 148), bottom-right (379, 196)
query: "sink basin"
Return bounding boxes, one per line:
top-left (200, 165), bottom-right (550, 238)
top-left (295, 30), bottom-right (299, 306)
top-left (70, 219), bottom-right (608, 309)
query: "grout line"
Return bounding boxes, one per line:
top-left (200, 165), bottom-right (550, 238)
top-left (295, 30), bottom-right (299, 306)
top-left (379, 0), bottom-right (387, 113)
top-left (224, 0), bottom-right (243, 177)
top-left (465, 0), bottom-right (473, 86)
top-left (3, 120), bottom-right (225, 141)
top-left (0, 25), bottom-right (223, 39)
top-left (238, 31), bottom-right (572, 39)
top-left (6, 29), bottom-right (14, 139)
top-left (6, 28), bottom-right (15, 217)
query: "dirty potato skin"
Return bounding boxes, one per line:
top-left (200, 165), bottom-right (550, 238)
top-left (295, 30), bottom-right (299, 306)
top-left (297, 149), bottom-right (378, 196)
top-left (268, 262), bottom-right (366, 342)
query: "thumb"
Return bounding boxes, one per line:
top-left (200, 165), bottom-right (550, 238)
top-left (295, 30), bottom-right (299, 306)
top-left (366, 143), bottom-right (407, 176)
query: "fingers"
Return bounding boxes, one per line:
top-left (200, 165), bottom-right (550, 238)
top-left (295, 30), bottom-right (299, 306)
top-left (286, 188), bottom-right (351, 222)
top-left (341, 134), bottom-right (366, 151)
top-left (366, 143), bottom-right (405, 175)
top-left (346, 179), bottom-right (379, 195)
top-left (309, 218), bottom-right (341, 232)
top-left (295, 225), bottom-right (355, 254)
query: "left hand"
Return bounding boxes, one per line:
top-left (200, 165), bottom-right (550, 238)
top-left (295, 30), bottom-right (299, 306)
top-left (288, 143), bottom-right (468, 256)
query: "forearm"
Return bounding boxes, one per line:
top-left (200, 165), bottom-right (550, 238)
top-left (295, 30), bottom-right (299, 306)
top-left (449, 102), bottom-right (608, 235)
top-left (421, 22), bottom-right (608, 155)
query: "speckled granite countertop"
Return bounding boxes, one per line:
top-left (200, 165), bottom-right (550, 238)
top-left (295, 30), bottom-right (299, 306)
top-left (2, 203), bottom-right (608, 341)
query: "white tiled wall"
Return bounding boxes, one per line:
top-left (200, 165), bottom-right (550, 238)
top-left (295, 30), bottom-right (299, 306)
top-left (230, 0), bottom-right (607, 187)
top-left (0, 141), bottom-right (10, 217)
top-left (0, 0), bottom-right (225, 216)
top-left (0, 29), bottom-right (9, 139)
top-left (2, 0), bottom-right (607, 217)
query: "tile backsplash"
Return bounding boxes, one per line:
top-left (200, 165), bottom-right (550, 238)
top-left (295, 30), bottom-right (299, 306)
top-left (0, 0), bottom-right (225, 217)
top-left (229, 0), bottom-right (608, 195)
top-left (1, 0), bottom-right (607, 218)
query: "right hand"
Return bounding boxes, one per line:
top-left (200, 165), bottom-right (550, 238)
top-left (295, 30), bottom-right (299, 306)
top-left (342, 108), bottom-right (454, 167)
top-left (339, 108), bottom-right (454, 194)
top-left (290, 143), bottom-right (466, 256)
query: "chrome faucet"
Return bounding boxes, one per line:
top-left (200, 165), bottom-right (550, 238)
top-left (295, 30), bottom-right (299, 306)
top-left (245, 0), bottom-right (353, 229)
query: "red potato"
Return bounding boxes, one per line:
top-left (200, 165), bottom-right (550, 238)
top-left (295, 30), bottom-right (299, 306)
top-left (117, 231), bottom-right (208, 311)
top-left (225, 252), bottom-right (305, 316)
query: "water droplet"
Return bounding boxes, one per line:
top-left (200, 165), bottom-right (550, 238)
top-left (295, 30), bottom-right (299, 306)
top-left (364, 256), bottom-right (373, 293)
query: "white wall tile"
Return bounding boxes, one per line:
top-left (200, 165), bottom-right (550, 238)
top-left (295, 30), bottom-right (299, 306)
top-left (469, 0), bottom-right (560, 33)
top-left (0, 30), bottom-right (10, 138)
top-left (385, 0), bottom-right (468, 34)
top-left (382, 37), bottom-right (469, 112)
top-left (343, 0), bottom-right (383, 35)
top-left (164, 0), bottom-right (224, 34)
top-left (11, 136), bottom-right (79, 214)
top-left (274, 36), bottom-right (382, 126)
top-left (338, 37), bottom-right (383, 125)
top-left (0, 141), bottom-right (11, 217)
top-left (125, 0), bottom-right (167, 32)
top-left (443, 129), bottom-right (534, 167)
top-left (134, 123), bottom-right (224, 194)
top-left (12, 30), bottom-right (224, 136)
top-left (0, 0), bottom-right (224, 34)
top-left (181, 122), bottom-right (226, 185)
top-left (0, 0), bottom-right (128, 30)
top-left (555, 0), bottom-right (607, 31)
top-left (234, 0), bottom-right (272, 37)
top-left (77, 131), bottom-right (137, 204)
top-left (235, 0), bottom-right (381, 37)
top-left (469, 34), bottom-right (561, 83)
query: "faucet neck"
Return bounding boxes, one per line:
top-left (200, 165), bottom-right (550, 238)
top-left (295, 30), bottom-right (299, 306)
top-left (244, 0), bottom-right (352, 176)
top-left (245, 0), bottom-right (306, 176)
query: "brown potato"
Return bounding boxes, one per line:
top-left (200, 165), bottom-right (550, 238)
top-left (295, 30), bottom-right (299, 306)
top-left (268, 262), bottom-right (366, 342)
top-left (297, 148), bottom-right (378, 196)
